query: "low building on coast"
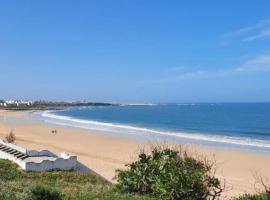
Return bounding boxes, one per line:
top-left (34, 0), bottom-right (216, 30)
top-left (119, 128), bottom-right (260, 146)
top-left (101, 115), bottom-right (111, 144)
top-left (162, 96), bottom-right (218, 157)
top-left (0, 100), bottom-right (33, 108)
top-left (0, 139), bottom-right (77, 171)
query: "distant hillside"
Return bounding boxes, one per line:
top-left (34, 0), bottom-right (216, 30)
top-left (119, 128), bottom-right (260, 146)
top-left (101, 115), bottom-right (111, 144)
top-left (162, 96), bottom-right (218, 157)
top-left (0, 100), bottom-right (118, 111)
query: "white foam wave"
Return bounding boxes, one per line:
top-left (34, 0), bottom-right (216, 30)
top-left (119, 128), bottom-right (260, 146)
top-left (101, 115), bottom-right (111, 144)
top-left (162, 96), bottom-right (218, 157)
top-left (40, 111), bottom-right (270, 149)
top-left (176, 103), bottom-right (200, 106)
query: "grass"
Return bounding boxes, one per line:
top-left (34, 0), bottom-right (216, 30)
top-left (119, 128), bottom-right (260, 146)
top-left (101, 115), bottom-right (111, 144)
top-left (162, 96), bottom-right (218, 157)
top-left (234, 194), bottom-right (270, 200)
top-left (1, 145), bottom-right (223, 200)
top-left (0, 159), bottom-right (152, 200)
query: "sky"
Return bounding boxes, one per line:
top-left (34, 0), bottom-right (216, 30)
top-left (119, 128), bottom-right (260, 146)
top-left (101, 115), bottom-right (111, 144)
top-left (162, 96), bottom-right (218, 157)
top-left (0, 0), bottom-right (270, 103)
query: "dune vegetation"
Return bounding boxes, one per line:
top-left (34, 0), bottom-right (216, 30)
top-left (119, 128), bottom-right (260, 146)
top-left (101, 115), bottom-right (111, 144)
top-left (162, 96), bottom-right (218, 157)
top-left (0, 159), bottom-right (151, 200)
top-left (0, 146), bottom-right (269, 200)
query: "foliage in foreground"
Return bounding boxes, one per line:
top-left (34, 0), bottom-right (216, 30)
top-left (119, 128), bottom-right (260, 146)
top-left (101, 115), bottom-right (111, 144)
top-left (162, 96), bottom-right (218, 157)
top-left (0, 159), bottom-right (151, 200)
top-left (23, 185), bottom-right (63, 200)
top-left (234, 193), bottom-right (270, 200)
top-left (233, 179), bottom-right (270, 200)
top-left (1, 148), bottom-right (270, 200)
top-left (115, 147), bottom-right (224, 200)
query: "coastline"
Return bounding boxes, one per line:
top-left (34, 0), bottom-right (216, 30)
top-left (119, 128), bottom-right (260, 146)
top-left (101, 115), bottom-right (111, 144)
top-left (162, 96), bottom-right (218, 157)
top-left (38, 105), bottom-right (270, 153)
top-left (1, 110), bottom-right (270, 198)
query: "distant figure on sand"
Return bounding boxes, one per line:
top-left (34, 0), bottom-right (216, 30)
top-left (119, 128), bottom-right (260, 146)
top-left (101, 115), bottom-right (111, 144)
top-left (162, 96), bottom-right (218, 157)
top-left (51, 130), bottom-right (57, 134)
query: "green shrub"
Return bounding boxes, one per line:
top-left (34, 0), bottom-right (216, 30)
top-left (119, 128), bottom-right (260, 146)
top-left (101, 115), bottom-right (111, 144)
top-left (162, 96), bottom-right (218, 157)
top-left (0, 190), bottom-right (17, 200)
top-left (233, 177), bottom-right (270, 200)
top-left (23, 185), bottom-right (63, 200)
top-left (0, 159), bottom-right (21, 181)
top-left (234, 193), bottom-right (270, 200)
top-left (0, 159), bottom-right (150, 200)
top-left (115, 147), bottom-right (223, 200)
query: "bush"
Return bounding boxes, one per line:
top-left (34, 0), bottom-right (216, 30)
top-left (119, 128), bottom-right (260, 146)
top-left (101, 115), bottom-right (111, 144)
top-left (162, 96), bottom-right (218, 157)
top-left (23, 185), bottom-right (63, 200)
top-left (115, 146), bottom-right (223, 200)
top-left (0, 159), bottom-right (150, 200)
top-left (234, 193), bottom-right (270, 200)
top-left (234, 176), bottom-right (270, 200)
top-left (0, 158), bottom-right (21, 181)
top-left (5, 131), bottom-right (16, 143)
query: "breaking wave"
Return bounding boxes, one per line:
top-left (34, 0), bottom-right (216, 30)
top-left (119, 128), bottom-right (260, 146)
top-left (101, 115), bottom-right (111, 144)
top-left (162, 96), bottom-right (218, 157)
top-left (37, 111), bottom-right (270, 150)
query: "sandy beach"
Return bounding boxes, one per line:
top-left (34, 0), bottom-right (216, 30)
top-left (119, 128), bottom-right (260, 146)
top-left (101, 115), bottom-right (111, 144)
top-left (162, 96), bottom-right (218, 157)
top-left (0, 110), bottom-right (270, 198)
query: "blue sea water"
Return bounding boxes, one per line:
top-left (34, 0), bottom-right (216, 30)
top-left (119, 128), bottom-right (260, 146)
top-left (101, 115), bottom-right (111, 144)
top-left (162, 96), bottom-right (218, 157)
top-left (36, 103), bottom-right (270, 153)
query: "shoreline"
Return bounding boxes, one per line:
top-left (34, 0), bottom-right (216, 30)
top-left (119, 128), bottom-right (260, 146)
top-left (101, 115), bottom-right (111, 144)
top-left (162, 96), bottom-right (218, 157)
top-left (1, 110), bottom-right (270, 198)
top-left (38, 109), bottom-right (270, 154)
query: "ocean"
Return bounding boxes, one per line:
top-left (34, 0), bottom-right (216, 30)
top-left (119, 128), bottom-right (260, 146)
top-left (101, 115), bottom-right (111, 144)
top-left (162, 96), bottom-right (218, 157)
top-left (35, 103), bottom-right (270, 153)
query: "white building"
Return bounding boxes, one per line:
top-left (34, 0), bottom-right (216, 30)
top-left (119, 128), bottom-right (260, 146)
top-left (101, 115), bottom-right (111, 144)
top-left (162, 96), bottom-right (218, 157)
top-left (0, 100), bottom-right (33, 107)
top-left (0, 140), bottom-right (77, 171)
top-left (0, 102), bottom-right (6, 107)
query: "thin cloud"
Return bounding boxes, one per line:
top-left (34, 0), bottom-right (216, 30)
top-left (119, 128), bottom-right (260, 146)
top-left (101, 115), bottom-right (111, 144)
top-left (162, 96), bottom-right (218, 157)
top-left (221, 18), bottom-right (270, 43)
top-left (142, 54), bottom-right (270, 84)
top-left (243, 28), bottom-right (270, 41)
top-left (223, 18), bottom-right (270, 38)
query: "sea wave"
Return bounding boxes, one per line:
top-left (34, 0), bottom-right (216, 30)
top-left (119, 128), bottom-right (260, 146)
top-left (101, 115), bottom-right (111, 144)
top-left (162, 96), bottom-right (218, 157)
top-left (39, 111), bottom-right (270, 149)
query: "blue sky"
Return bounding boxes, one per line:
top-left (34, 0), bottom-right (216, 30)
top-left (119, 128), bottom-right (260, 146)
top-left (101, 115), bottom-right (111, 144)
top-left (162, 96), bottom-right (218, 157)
top-left (0, 0), bottom-right (270, 102)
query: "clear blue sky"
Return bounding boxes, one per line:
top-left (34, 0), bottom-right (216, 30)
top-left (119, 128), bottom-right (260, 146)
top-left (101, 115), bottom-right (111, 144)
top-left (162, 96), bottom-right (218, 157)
top-left (1, 0), bottom-right (270, 102)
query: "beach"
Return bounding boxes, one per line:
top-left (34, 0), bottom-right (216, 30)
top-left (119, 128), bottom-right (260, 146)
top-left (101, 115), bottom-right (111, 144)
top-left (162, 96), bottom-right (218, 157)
top-left (0, 110), bottom-right (270, 198)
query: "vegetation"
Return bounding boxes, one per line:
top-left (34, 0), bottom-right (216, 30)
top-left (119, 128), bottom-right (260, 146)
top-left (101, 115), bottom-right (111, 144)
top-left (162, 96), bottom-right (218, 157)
top-left (0, 159), bottom-right (152, 200)
top-left (4, 131), bottom-right (16, 143)
top-left (22, 185), bottom-right (63, 200)
top-left (1, 146), bottom-right (269, 200)
top-left (233, 177), bottom-right (270, 200)
top-left (115, 146), bottom-right (224, 200)
top-left (0, 100), bottom-right (118, 111)
top-left (234, 193), bottom-right (270, 200)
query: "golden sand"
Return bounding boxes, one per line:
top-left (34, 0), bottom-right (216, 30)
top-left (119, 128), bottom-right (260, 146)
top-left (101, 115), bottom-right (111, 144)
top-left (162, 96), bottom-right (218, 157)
top-left (0, 110), bottom-right (269, 198)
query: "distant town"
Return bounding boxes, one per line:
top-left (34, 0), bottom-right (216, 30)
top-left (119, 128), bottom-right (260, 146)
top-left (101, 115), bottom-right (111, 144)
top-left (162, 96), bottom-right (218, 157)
top-left (0, 99), bottom-right (116, 110)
